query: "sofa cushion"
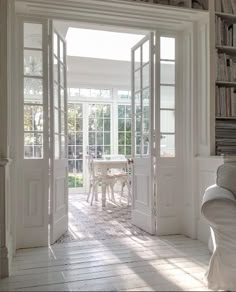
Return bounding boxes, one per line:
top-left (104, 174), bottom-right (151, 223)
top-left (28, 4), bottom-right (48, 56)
top-left (217, 163), bottom-right (236, 198)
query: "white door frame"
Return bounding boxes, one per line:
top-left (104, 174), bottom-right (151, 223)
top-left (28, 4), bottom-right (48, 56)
top-left (5, 0), bottom-right (210, 257)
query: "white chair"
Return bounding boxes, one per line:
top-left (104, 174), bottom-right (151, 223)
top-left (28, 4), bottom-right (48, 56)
top-left (86, 156), bottom-right (117, 205)
top-left (110, 161), bottom-right (132, 206)
top-left (201, 162), bottom-right (236, 291)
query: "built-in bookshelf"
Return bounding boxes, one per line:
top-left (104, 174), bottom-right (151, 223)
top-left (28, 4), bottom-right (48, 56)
top-left (215, 0), bottom-right (236, 155)
top-left (126, 0), bottom-right (208, 10)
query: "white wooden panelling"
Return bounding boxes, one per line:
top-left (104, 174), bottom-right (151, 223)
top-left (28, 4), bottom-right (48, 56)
top-left (156, 165), bottom-right (181, 235)
top-left (0, 161), bottom-right (10, 279)
top-left (197, 19), bottom-right (211, 156)
top-left (158, 167), bottom-right (177, 217)
top-left (0, 236), bottom-right (211, 291)
top-left (23, 169), bottom-right (44, 227)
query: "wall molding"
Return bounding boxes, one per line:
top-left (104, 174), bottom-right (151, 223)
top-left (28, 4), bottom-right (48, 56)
top-left (0, 0), bottom-right (14, 279)
top-left (0, 160), bottom-right (10, 278)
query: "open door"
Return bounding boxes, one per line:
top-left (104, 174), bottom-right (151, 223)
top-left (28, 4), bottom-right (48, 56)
top-left (49, 22), bottom-right (68, 244)
top-left (131, 33), bottom-right (156, 234)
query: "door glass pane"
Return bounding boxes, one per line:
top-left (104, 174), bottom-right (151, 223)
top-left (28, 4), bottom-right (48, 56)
top-left (24, 50), bottom-right (43, 76)
top-left (136, 133), bottom-right (141, 155)
top-left (60, 39), bottom-right (64, 62)
top-left (60, 63), bottom-right (64, 87)
top-left (55, 134), bottom-right (60, 159)
top-left (160, 110), bottom-right (175, 133)
top-left (142, 64), bottom-right (149, 89)
top-left (61, 112), bottom-right (65, 134)
top-left (161, 61), bottom-right (175, 85)
top-left (143, 88), bottom-right (150, 102)
top-left (161, 86), bottom-right (175, 109)
top-left (24, 133), bottom-right (43, 159)
top-left (143, 40), bottom-right (149, 64)
top-left (54, 84), bottom-right (59, 108)
top-left (54, 109), bottom-right (59, 133)
top-left (60, 88), bottom-right (65, 111)
top-left (61, 135), bottom-right (65, 158)
top-left (135, 47), bottom-right (141, 70)
top-left (143, 133), bottom-right (149, 155)
top-left (68, 103), bottom-right (84, 188)
top-left (135, 70), bottom-right (141, 92)
top-left (23, 22), bottom-right (45, 161)
top-left (161, 37), bottom-right (175, 60)
top-left (118, 105), bottom-right (132, 156)
top-left (54, 57), bottom-right (58, 83)
top-left (24, 106), bottom-right (43, 131)
top-left (24, 78), bottom-right (43, 104)
top-left (24, 23), bottom-right (42, 49)
top-left (160, 134), bottom-right (175, 157)
top-left (54, 33), bottom-right (58, 57)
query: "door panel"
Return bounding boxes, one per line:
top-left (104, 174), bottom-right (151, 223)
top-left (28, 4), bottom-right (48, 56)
top-left (155, 35), bottom-right (181, 235)
top-left (18, 18), bottom-right (49, 248)
top-left (50, 22), bottom-right (68, 244)
top-left (131, 33), bottom-right (155, 234)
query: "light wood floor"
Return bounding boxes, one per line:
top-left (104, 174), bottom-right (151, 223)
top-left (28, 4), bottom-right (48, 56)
top-left (0, 235), bottom-right (212, 291)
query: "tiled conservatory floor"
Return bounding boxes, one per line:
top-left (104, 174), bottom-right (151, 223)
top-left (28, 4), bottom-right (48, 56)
top-left (56, 192), bottom-right (149, 244)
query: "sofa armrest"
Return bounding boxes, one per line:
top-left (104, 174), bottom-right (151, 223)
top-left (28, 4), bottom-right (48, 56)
top-left (201, 184), bottom-right (236, 227)
top-left (202, 185), bottom-right (235, 205)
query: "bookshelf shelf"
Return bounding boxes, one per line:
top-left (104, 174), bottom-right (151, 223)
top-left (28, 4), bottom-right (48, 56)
top-left (216, 45), bottom-right (236, 54)
top-left (215, 12), bottom-right (236, 21)
top-left (216, 116), bottom-right (236, 119)
top-left (216, 81), bottom-right (236, 87)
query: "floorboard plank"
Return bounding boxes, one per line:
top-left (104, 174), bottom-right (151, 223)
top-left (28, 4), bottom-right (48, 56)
top-left (1, 236), bottom-right (212, 291)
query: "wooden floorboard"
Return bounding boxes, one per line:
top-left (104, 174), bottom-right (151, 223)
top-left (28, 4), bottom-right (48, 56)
top-left (0, 235), bottom-right (212, 291)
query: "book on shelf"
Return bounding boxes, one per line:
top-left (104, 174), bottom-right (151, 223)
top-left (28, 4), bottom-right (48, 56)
top-left (216, 120), bottom-right (236, 155)
top-left (217, 53), bottom-right (236, 81)
top-left (215, 0), bottom-right (236, 13)
top-left (215, 16), bottom-right (236, 46)
top-left (215, 86), bottom-right (236, 116)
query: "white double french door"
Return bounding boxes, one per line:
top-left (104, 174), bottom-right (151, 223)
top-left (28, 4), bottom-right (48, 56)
top-left (131, 33), bottom-right (155, 234)
top-left (131, 33), bottom-right (181, 235)
top-left (18, 18), bottom-right (68, 247)
top-left (49, 22), bottom-right (68, 244)
top-left (18, 16), bottom-right (180, 247)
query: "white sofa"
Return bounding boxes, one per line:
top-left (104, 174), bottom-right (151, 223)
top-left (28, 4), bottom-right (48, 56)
top-left (201, 163), bottom-right (236, 291)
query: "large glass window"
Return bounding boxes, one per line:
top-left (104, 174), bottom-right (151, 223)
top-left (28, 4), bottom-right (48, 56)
top-left (24, 23), bottom-right (44, 159)
top-left (68, 104), bottom-right (84, 188)
top-left (118, 105), bottom-right (132, 156)
top-left (88, 104), bottom-right (111, 158)
top-left (160, 37), bottom-right (176, 158)
top-left (67, 88), bottom-right (132, 189)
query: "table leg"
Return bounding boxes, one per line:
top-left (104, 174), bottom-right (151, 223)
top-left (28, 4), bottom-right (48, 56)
top-left (102, 182), bottom-right (106, 207)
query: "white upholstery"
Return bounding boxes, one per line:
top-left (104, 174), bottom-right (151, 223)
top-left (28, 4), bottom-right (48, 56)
top-left (201, 164), bottom-right (236, 291)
